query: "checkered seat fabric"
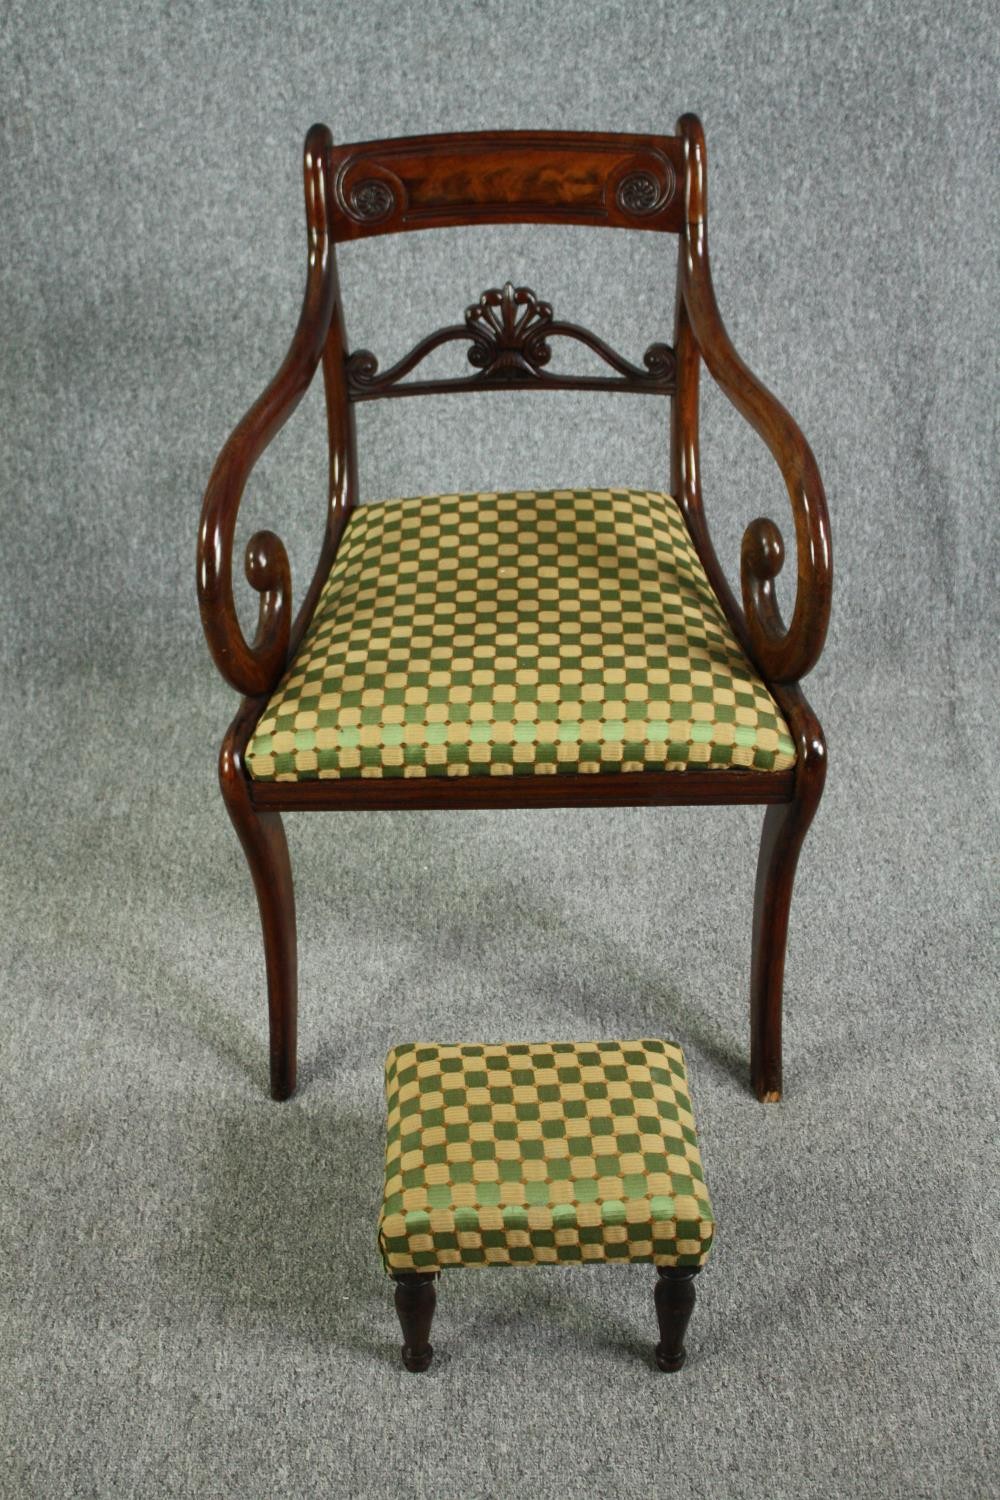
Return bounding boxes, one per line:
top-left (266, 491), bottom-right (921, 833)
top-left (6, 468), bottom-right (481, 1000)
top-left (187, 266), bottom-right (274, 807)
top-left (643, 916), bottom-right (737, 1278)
top-left (245, 488), bottom-right (795, 781)
top-left (378, 1039), bottom-right (715, 1272)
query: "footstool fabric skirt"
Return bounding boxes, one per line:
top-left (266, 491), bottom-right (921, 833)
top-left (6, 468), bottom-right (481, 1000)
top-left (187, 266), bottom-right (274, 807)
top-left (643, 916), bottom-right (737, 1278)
top-left (378, 1039), bottom-right (714, 1272)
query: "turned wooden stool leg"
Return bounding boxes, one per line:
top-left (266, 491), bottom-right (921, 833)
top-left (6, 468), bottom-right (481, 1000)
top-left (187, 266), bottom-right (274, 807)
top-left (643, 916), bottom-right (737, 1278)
top-left (654, 1266), bottom-right (700, 1371)
top-left (392, 1272), bottom-right (438, 1372)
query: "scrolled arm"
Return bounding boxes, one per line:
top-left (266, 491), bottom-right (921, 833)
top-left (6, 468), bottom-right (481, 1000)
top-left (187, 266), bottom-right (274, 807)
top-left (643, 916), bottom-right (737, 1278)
top-left (197, 124), bottom-right (335, 697)
top-left (677, 115), bottom-right (832, 685)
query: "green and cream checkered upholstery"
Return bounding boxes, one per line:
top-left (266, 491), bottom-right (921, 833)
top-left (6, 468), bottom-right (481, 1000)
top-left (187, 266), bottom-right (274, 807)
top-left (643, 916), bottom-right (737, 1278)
top-left (378, 1039), bottom-right (715, 1272)
top-left (245, 488), bottom-right (795, 780)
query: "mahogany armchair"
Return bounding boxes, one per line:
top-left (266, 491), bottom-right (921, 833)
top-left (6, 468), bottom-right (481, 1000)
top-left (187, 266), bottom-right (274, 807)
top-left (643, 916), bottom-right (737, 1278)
top-left (197, 116), bottom-right (831, 1104)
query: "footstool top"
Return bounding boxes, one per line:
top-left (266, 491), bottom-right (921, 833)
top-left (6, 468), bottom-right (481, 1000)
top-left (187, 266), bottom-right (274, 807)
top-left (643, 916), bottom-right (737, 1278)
top-left (378, 1039), bottom-right (714, 1272)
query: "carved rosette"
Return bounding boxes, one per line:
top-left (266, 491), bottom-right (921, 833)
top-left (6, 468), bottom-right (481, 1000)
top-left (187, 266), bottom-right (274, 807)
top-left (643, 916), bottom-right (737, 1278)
top-left (618, 171), bottom-right (658, 214)
top-left (465, 283), bottom-right (554, 378)
top-left (334, 158), bottom-right (407, 227)
top-left (614, 158), bottom-right (676, 219)
top-left (349, 178), bottom-right (395, 222)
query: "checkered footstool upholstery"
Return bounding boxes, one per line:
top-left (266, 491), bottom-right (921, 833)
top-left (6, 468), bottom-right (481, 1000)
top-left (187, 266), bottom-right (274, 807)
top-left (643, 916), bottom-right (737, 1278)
top-left (377, 1038), bottom-right (715, 1371)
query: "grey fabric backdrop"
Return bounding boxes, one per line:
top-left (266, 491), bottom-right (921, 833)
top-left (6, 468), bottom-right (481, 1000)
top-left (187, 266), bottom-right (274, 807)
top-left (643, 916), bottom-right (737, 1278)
top-left (2, 2), bottom-right (997, 1497)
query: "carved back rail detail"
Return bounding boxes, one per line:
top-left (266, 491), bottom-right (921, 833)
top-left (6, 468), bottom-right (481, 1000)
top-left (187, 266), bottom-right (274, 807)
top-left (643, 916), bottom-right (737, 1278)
top-left (327, 131), bottom-right (684, 240)
top-left (346, 282), bottom-right (675, 401)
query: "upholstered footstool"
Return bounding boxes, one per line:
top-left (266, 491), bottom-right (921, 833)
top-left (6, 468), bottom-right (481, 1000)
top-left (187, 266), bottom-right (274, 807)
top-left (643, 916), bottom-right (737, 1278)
top-left (378, 1039), bottom-right (715, 1371)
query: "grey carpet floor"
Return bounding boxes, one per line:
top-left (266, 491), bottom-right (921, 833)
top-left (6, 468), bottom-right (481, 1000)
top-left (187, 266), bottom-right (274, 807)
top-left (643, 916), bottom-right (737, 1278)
top-left (1, 665), bottom-right (996, 1499)
top-left (2, 1), bottom-right (998, 1492)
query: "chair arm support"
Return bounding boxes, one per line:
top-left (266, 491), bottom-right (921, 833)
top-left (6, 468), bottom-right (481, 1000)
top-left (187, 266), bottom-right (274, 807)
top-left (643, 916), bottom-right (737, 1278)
top-left (681, 224), bottom-right (832, 683)
top-left (676, 116), bottom-right (831, 684)
top-left (197, 124), bottom-right (335, 697)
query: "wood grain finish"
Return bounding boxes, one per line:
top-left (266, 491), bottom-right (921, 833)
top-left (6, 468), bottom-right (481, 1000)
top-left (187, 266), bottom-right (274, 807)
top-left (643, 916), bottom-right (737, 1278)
top-left (197, 116), bottom-right (831, 1103)
top-left (328, 131), bottom-right (684, 240)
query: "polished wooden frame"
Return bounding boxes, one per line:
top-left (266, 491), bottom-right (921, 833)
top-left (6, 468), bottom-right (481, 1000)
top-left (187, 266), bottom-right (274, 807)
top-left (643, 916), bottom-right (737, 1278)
top-left (197, 117), bottom-right (831, 1103)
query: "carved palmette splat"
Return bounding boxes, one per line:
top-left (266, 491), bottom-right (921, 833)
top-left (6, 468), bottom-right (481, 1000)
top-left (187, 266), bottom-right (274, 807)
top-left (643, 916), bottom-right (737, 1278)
top-left (346, 282), bottom-right (675, 399)
top-left (465, 283), bottom-right (554, 377)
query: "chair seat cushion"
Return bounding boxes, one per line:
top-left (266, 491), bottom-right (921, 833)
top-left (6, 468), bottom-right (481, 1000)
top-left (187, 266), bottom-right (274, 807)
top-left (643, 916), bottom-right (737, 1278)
top-left (246, 488), bottom-right (795, 781)
top-left (378, 1039), bottom-right (715, 1272)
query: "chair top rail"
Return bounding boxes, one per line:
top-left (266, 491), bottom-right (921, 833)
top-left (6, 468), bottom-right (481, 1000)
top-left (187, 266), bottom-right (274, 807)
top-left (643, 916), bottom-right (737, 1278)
top-left (327, 129), bottom-right (685, 240)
